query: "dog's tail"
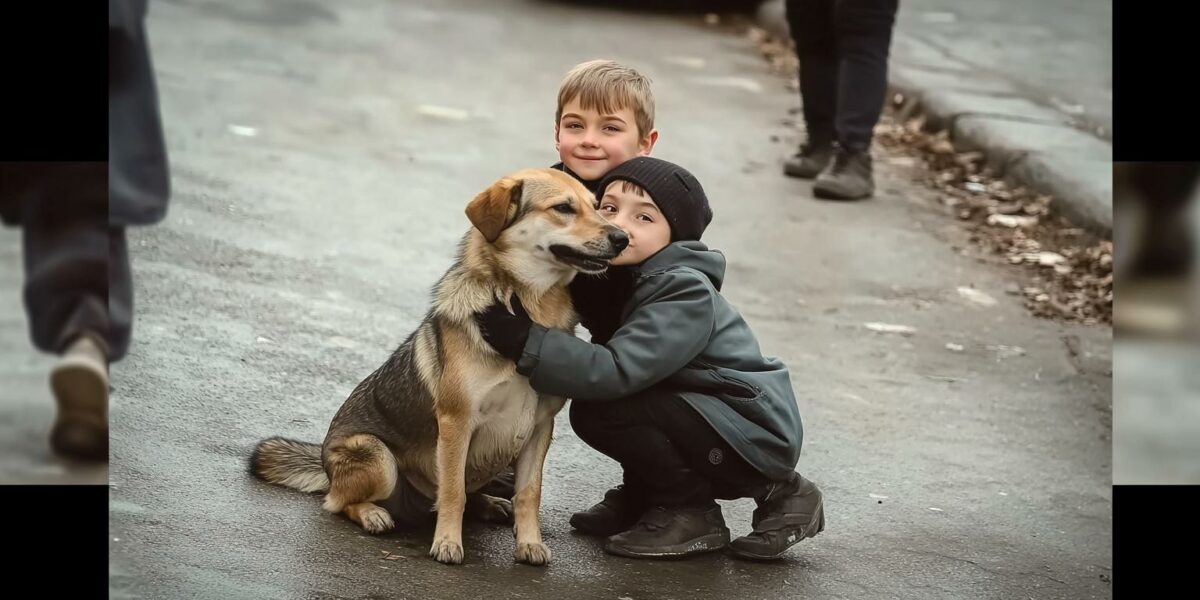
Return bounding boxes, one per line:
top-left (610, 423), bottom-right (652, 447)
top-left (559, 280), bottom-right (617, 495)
top-left (250, 436), bottom-right (329, 493)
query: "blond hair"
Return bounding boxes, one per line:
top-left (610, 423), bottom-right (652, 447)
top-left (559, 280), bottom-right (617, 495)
top-left (556, 60), bottom-right (655, 139)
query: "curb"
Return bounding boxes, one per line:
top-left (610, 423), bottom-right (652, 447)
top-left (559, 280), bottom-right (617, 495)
top-left (754, 0), bottom-right (1112, 237)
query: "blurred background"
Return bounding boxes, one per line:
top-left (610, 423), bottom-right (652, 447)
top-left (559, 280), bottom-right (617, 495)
top-left (1113, 162), bottom-right (1200, 484)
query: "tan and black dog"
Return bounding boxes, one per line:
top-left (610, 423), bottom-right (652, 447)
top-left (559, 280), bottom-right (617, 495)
top-left (250, 168), bottom-right (627, 565)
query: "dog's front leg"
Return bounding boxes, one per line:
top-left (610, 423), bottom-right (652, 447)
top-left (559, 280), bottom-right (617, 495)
top-left (512, 416), bottom-right (555, 565)
top-left (430, 413), bottom-right (471, 565)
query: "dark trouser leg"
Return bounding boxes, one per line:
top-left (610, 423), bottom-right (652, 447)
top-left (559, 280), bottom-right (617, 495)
top-left (787, 0), bottom-right (838, 145)
top-left (833, 0), bottom-right (899, 152)
top-left (15, 163), bottom-right (118, 359)
top-left (1123, 162), bottom-right (1200, 276)
top-left (575, 393), bottom-right (765, 558)
top-left (568, 399), bottom-right (645, 504)
top-left (570, 396), bottom-right (712, 507)
top-left (109, 15), bottom-right (171, 225)
top-left (640, 395), bottom-right (775, 500)
top-left (108, 227), bottom-right (132, 362)
top-left (571, 391), bottom-right (778, 506)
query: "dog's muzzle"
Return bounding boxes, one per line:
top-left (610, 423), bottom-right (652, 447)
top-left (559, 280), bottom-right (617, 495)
top-left (549, 229), bottom-right (628, 274)
top-left (550, 244), bottom-right (617, 274)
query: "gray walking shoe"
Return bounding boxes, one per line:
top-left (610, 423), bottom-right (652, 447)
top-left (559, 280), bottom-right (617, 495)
top-left (783, 140), bottom-right (835, 179)
top-left (813, 148), bottom-right (875, 200)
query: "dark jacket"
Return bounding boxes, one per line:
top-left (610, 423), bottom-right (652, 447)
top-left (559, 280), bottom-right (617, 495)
top-left (516, 241), bottom-right (804, 480)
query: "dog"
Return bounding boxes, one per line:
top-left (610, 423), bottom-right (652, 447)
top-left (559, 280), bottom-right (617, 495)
top-left (250, 168), bottom-right (628, 565)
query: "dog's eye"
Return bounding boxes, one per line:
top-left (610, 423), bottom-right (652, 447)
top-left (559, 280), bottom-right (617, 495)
top-left (552, 202), bottom-right (575, 215)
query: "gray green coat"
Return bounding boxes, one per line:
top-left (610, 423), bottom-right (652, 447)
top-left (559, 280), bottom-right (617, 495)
top-left (516, 241), bottom-right (803, 480)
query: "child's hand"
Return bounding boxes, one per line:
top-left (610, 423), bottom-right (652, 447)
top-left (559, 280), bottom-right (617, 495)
top-left (475, 294), bottom-right (533, 362)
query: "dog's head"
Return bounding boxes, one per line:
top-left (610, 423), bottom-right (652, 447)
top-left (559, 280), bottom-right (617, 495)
top-left (466, 169), bottom-right (628, 279)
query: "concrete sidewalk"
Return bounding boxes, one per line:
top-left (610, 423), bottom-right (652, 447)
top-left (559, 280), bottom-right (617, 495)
top-left (756, 0), bottom-right (1112, 236)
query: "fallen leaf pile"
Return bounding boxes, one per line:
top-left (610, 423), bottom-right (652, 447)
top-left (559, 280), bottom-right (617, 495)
top-left (874, 107), bottom-right (1112, 324)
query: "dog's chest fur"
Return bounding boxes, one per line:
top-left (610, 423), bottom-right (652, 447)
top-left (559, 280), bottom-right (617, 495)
top-left (461, 363), bottom-right (564, 488)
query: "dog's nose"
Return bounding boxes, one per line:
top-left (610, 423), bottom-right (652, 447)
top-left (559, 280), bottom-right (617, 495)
top-left (608, 229), bottom-right (630, 253)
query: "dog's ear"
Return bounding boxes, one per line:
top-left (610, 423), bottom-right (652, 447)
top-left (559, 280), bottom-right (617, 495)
top-left (466, 176), bottom-right (524, 243)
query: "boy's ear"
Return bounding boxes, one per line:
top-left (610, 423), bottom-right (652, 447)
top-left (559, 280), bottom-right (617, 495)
top-left (466, 176), bottom-right (524, 243)
top-left (639, 128), bottom-right (659, 156)
top-left (554, 123), bottom-right (561, 151)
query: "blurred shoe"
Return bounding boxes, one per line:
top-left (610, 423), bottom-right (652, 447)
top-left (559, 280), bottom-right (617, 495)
top-left (49, 333), bottom-right (108, 461)
top-left (813, 148), bottom-right (875, 200)
top-left (783, 140), bottom-right (834, 179)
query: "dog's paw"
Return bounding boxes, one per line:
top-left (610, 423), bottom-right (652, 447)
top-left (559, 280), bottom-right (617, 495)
top-left (514, 541), bottom-right (551, 566)
top-left (359, 506), bottom-right (395, 534)
top-left (467, 494), bottom-right (514, 525)
top-left (429, 537), bottom-right (465, 565)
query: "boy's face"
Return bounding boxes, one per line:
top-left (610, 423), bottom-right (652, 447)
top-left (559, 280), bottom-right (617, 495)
top-left (598, 181), bottom-right (672, 266)
top-left (555, 97), bottom-right (658, 182)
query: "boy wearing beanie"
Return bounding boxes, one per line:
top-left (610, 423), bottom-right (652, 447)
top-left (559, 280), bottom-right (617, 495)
top-left (476, 157), bottom-right (825, 560)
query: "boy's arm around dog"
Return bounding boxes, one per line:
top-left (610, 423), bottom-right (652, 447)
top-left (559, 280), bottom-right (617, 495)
top-left (512, 240), bottom-right (805, 480)
top-left (516, 269), bottom-right (715, 401)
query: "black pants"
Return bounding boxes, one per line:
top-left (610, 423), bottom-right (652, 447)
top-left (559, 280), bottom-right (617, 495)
top-left (786, 0), bottom-right (899, 153)
top-left (569, 390), bottom-right (774, 508)
top-left (110, 2), bottom-right (171, 226)
top-left (1117, 162), bottom-right (1200, 276)
top-left (0, 163), bottom-right (131, 361)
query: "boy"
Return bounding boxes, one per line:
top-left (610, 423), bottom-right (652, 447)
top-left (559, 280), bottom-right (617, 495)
top-left (552, 59), bottom-right (659, 344)
top-left (475, 157), bottom-right (826, 560)
top-left (550, 59), bottom-right (658, 196)
top-left (479, 59), bottom-right (654, 500)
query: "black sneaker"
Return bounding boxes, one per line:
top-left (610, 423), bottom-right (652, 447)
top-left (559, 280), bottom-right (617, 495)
top-left (603, 504), bottom-right (730, 559)
top-left (570, 484), bottom-right (643, 536)
top-left (813, 148), bottom-right (875, 200)
top-left (728, 473), bottom-right (825, 560)
top-left (783, 140), bottom-right (835, 179)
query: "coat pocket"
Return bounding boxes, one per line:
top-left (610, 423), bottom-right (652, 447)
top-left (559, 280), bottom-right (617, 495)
top-left (707, 369), bottom-right (761, 401)
top-left (704, 368), bottom-right (767, 421)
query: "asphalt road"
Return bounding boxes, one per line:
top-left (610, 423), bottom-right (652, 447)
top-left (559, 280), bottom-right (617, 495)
top-left (103, 1), bottom-right (1112, 598)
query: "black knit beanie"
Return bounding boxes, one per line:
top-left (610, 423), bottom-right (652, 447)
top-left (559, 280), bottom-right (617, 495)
top-left (595, 157), bottom-right (713, 241)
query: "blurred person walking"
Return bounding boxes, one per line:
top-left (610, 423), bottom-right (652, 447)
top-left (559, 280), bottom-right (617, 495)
top-left (0, 0), bottom-right (170, 461)
top-left (781, 0), bottom-right (898, 201)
